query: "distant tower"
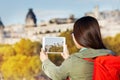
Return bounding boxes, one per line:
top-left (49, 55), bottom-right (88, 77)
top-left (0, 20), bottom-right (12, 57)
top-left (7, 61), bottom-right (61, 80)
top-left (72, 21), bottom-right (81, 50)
top-left (0, 18), bottom-right (4, 43)
top-left (25, 8), bottom-right (37, 27)
top-left (93, 5), bottom-right (99, 19)
top-left (67, 14), bottom-right (75, 23)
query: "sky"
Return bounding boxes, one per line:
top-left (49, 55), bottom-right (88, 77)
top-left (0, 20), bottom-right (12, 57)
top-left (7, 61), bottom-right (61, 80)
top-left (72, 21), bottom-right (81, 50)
top-left (0, 0), bottom-right (120, 26)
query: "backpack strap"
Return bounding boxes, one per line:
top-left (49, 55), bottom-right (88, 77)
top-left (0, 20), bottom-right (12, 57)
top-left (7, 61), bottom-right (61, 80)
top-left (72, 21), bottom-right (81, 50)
top-left (84, 54), bottom-right (112, 62)
top-left (84, 58), bottom-right (94, 62)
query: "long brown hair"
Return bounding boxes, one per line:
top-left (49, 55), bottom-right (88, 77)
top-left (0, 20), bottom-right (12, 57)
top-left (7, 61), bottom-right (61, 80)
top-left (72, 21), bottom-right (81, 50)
top-left (73, 16), bottom-right (106, 49)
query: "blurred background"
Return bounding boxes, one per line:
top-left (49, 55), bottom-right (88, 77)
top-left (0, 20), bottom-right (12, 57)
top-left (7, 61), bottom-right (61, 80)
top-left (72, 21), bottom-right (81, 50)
top-left (0, 0), bottom-right (120, 80)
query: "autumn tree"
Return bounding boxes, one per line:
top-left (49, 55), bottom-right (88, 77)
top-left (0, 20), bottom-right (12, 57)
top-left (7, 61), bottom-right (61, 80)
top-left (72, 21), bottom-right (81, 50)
top-left (0, 45), bottom-right (15, 70)
top-left (104, 34), bottom-right (120, 55)
top-left (1, 55), bottom-right (41, 80)
top-left (0, 39), bottom-right (42, 80)
top-left (13, 39), bottom-right (41, 56)
top-left (0, 45), bottom-right (15, 57)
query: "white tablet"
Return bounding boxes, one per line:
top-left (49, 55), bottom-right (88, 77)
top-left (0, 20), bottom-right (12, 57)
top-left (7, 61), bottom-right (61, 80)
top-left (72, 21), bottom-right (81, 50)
top-left (42, 37), bottom-right (65, 54)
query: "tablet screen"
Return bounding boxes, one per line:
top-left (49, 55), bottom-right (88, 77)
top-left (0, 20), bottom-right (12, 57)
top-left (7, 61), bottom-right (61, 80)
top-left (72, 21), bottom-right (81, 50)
top-left (42, 37), bottom-right (65, 54)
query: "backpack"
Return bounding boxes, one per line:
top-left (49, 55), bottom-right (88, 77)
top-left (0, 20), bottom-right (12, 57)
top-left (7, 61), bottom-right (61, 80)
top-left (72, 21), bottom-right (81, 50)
top-left (84, 55), bottom-right (120, 80)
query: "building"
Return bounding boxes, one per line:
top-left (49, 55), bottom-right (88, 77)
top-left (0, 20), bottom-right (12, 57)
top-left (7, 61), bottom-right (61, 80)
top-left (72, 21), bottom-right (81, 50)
top-left (40, 14), bottom-right (76, 26)
top-left (0, 18), bottom-right (4, 30)
top-left (85, 6), bottom-right (120, 38)
top-left (25, 8), bottom-right (37, 27)
top-left (85, 5), bottom-right (120, 21)
top-left (0, 18), bottom-right (5, 43)
top-left (0, 7), bottom-right (120, 44)
top-left (85, 5), bottom-right (99, 19)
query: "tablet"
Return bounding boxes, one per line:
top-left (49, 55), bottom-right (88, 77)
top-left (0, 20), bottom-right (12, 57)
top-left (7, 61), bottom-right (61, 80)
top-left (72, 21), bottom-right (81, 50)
top-left (42, 37), bottom-right (65, 54)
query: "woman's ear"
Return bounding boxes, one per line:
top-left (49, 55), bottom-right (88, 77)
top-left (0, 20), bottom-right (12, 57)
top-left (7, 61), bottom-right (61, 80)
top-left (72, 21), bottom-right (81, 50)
top-left (72, 34), bottom-right (83, 49)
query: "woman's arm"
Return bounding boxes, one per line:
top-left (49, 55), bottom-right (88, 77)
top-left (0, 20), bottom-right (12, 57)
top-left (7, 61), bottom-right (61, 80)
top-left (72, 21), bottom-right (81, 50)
top-left (40, 45), bottom-right (71, 80)
top-left (42, 58), bottom-right (72, 80)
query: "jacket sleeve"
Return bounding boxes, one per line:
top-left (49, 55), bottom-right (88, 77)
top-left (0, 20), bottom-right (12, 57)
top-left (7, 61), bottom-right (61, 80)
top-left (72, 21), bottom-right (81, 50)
top-left (42, 57), bottom-right (72, 80)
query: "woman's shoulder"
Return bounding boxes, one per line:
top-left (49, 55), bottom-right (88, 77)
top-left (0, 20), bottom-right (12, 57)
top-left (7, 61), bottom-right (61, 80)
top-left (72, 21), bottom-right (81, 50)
top-left (70, 48), bottom-right (113, 58)
top-left (67, 52), bottom-right (86, 62)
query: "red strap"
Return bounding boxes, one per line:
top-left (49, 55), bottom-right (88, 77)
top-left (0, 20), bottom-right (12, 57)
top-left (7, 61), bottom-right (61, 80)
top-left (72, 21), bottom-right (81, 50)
top-left (84, 54), bottom-right (112, 62)
top-left (84, 58), bottom-right (94, 62)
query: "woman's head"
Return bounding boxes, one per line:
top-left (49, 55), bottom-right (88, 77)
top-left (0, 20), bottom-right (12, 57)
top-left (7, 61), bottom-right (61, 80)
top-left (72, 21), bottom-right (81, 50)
top-left (73, 16), bottom-right (106, 49)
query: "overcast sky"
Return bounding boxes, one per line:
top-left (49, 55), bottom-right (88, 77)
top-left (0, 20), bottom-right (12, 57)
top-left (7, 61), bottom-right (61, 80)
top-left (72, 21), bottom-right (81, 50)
top-left (0, 0), bottom-right (120, 26)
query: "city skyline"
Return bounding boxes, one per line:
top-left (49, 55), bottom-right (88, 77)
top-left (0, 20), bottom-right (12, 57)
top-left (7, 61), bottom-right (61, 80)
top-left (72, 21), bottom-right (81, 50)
top-left (0, 0), bottom-right (120, 26)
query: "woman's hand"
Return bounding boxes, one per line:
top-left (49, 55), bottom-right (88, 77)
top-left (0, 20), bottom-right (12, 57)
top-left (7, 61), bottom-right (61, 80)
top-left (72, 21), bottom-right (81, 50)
top-left (40, 48), bottom-right (48, 62)
top-left (61, 44), bottom-right (70, 59)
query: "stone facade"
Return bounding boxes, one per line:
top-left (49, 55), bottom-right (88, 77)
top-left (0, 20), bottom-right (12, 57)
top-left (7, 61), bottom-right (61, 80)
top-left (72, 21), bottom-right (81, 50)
top-left (0, 7), bottom-right (120, 44)
top-left (85, 6), bottom-right (120, 20)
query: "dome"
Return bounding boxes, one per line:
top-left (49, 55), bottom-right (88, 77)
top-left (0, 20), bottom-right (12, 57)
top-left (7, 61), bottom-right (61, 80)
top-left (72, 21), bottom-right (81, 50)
top-left (0, 18), bottom-right (4, 29)
top-left (25, 8), bottom-right (37, 27)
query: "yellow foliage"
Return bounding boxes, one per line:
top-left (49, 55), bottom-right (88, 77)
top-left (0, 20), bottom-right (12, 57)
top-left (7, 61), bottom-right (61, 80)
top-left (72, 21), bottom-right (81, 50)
top-left (13, 39), bottom-right (41, 56)
top-left (104, 33), bottom-right (120, 55)
top-left (0, 31), bottom-right (119, 80)
top-left (0, 39), bottom-right (42, 80)
top-left (1, 55), bottom-right (41, 80)
top-left (0, 45), bottom-right (15, 56)
top-left (59, 30), bottom-right (78, 54)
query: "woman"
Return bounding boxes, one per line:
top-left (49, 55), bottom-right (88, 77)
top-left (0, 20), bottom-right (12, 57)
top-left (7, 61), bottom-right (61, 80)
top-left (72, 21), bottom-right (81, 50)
top-left (40, 16), bottom-right (113, 80)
